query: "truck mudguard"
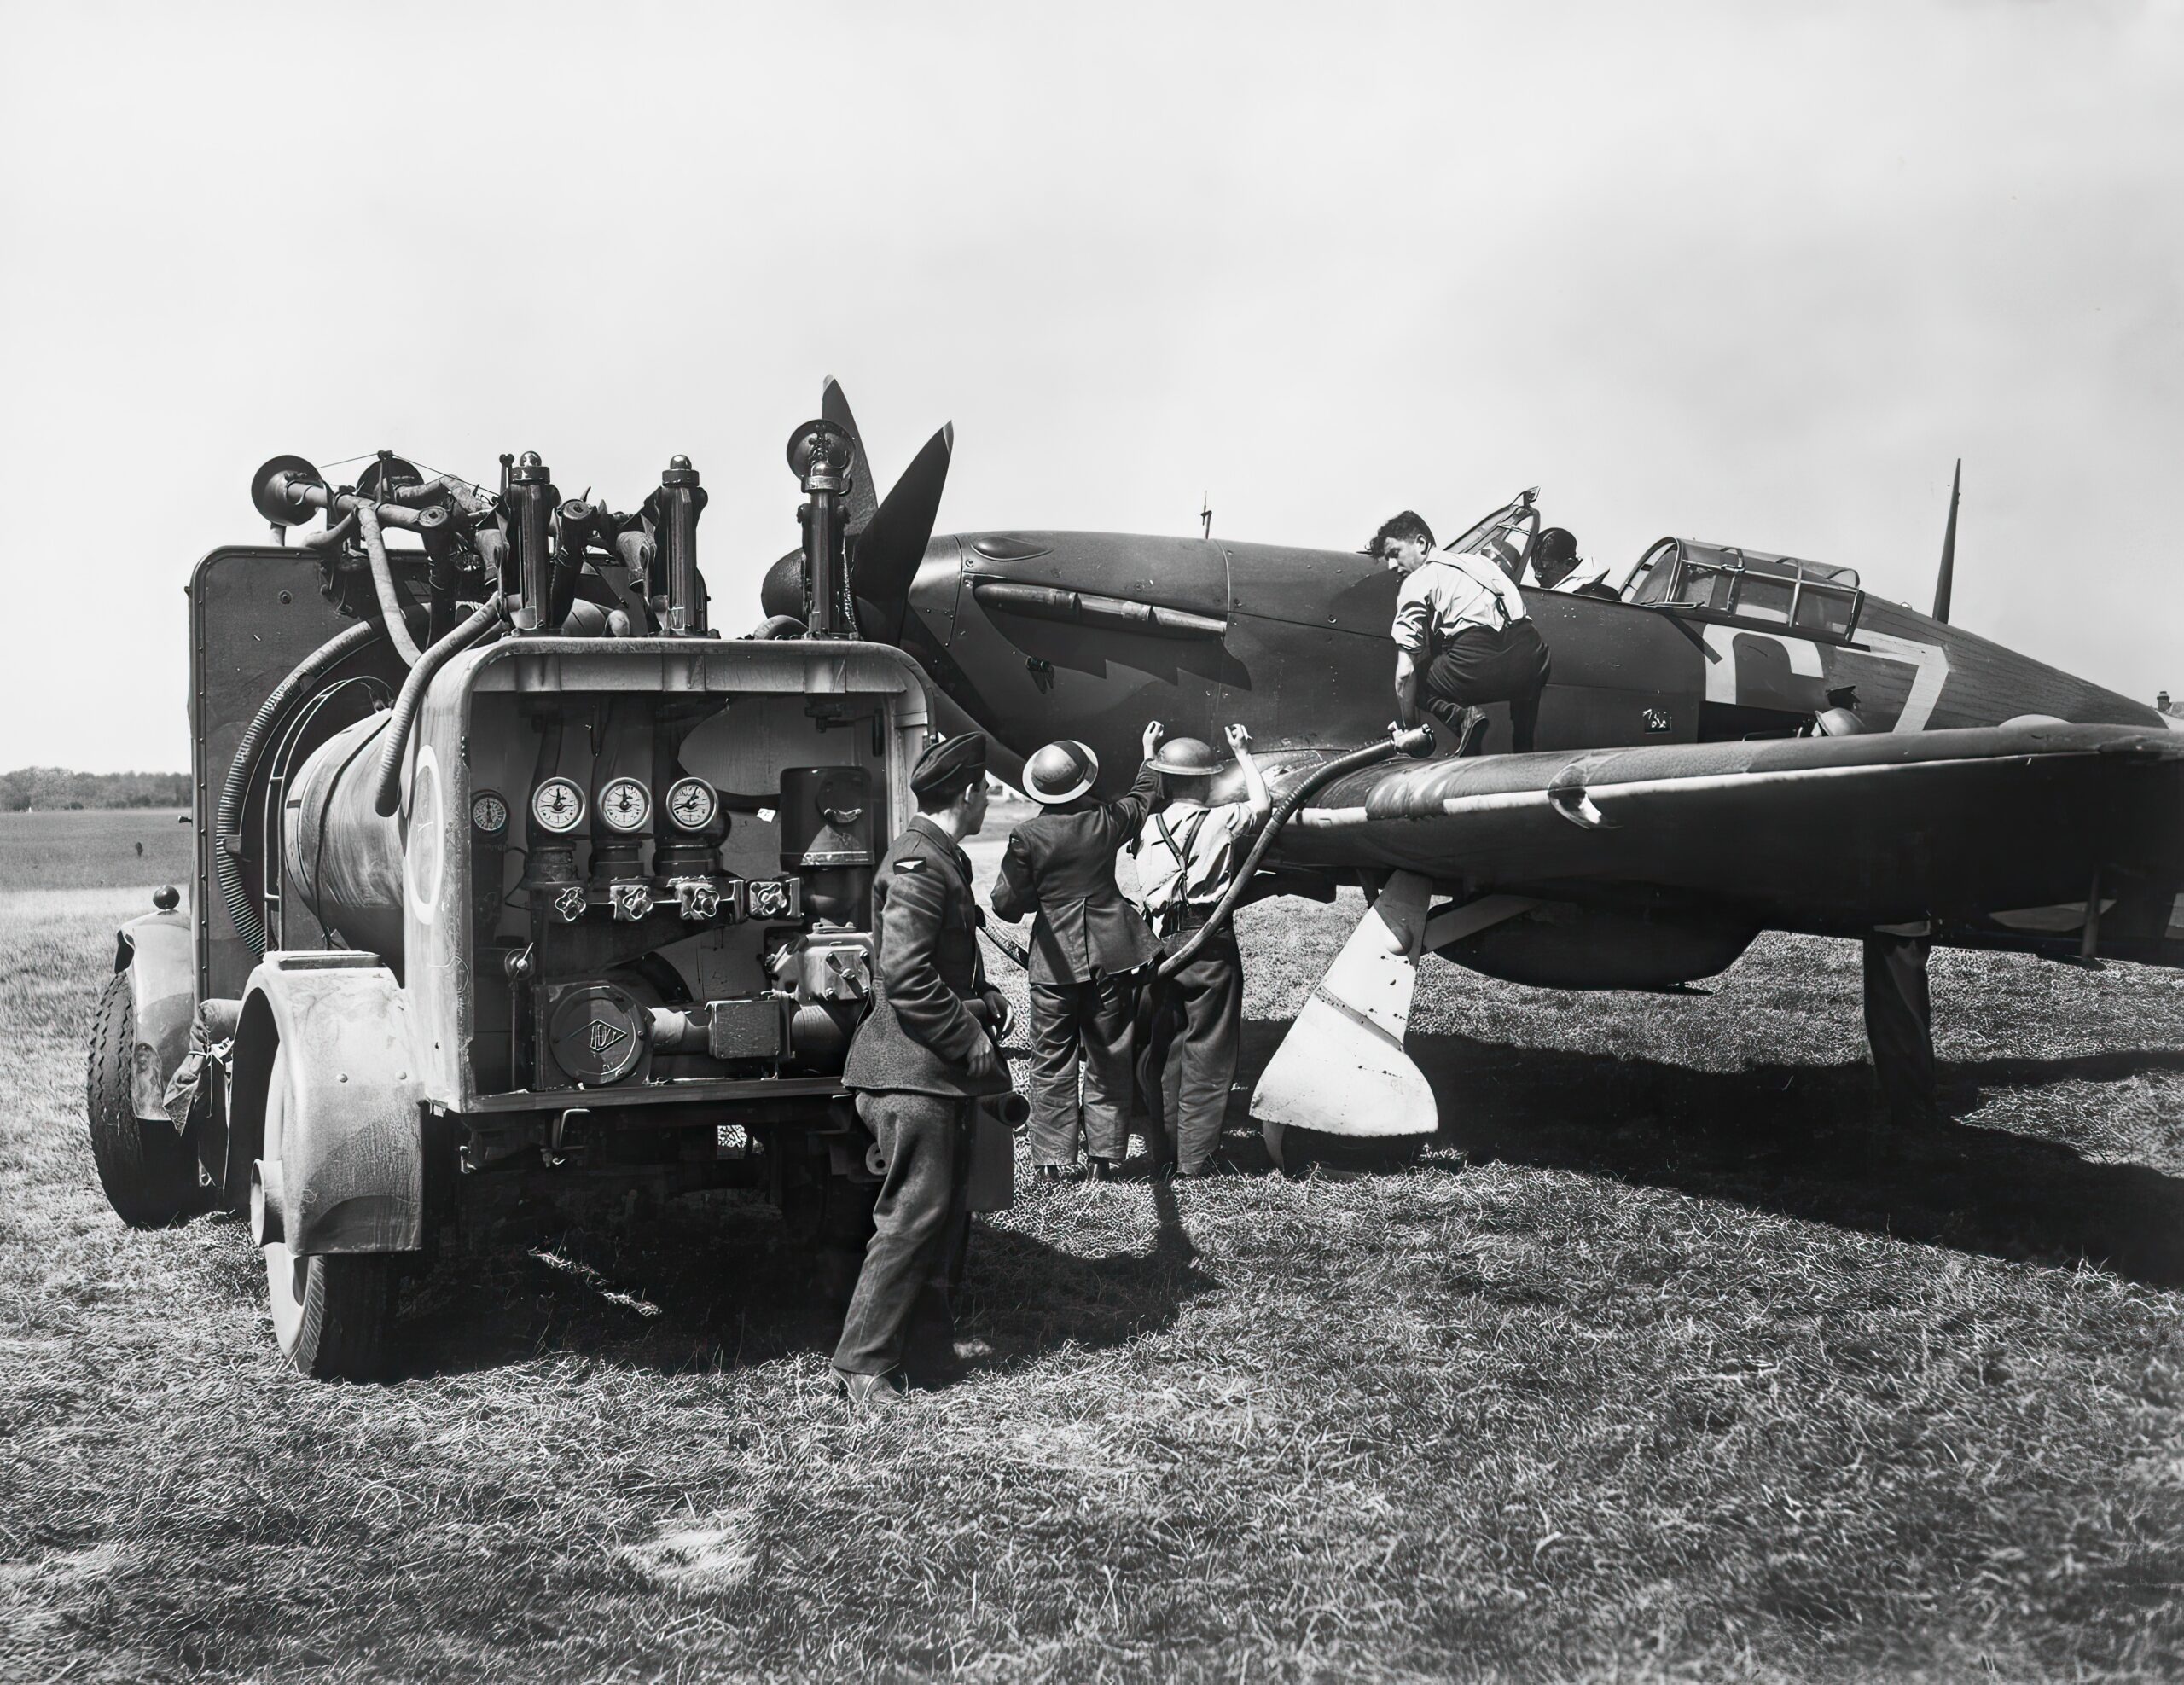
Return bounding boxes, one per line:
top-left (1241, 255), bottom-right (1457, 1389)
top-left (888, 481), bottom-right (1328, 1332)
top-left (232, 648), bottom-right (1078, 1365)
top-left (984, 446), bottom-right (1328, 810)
top-left (114, 902), bottom-right (195, 1124)
top-left (229, 953), bottom-right (426, 1255)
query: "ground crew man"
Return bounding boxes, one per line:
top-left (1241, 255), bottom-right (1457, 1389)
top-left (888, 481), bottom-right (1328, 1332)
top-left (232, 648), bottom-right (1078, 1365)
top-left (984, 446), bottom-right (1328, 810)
top-left (1136, 723), bottom-right (1270, 1178)
top-left (1375, 509), bottom-right (1552, 755)
top-left (830, 731), bottom-right (1014, 1408)
top-left (990, 723), bottom-right (1165, 1181)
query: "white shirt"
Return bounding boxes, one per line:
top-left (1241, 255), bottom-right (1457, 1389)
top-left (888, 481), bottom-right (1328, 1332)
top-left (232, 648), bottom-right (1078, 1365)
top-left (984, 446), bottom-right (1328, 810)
top-left (1136, 799), bottom-right (1260, 914)
top-left (1390, 551), bottom-right (1530, 657)
top-left (1524, 555), bottom-right (1615, 596)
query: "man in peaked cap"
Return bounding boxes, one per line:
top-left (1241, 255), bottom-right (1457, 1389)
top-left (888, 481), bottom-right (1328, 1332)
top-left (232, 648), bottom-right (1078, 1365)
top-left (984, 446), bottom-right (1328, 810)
top-left (831, 731), bottom-right (1014, 1409)
top-left (990, 722), bottom-right (1166, 1180)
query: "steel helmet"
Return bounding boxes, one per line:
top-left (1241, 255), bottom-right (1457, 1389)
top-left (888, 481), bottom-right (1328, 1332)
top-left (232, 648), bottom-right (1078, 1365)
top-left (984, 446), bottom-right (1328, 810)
top-left (1023, 739), bottom-right (1101, 805)
top-left (1146, 735), bottom-right (1226, 777)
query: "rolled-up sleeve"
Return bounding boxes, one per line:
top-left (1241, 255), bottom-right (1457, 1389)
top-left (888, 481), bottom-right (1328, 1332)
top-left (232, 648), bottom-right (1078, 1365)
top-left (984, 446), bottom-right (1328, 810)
top-left (1391, 576), bottom-right (1436, 655)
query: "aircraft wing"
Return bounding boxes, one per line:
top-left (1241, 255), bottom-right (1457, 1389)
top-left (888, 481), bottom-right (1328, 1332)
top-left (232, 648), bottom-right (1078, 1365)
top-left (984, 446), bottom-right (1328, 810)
top-left (1275, 722), bottom-right (2184, 965)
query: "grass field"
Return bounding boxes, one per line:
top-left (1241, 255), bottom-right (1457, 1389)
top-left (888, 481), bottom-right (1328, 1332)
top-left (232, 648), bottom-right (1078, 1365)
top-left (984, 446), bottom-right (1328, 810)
top-left (0, 809), bottom-right (192, 892)
top-left (2, 815), bottom-right (2181, 1681)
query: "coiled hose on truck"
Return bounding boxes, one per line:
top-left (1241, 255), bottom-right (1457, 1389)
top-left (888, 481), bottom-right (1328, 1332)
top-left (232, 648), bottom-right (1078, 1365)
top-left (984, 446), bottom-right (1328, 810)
top-left (212, 618), bottom-right (386, 956)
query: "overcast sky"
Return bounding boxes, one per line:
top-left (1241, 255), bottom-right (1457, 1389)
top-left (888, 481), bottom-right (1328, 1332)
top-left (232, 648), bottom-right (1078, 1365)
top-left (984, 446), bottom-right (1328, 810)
top-left (2, 0), bottom-right (2177, 771)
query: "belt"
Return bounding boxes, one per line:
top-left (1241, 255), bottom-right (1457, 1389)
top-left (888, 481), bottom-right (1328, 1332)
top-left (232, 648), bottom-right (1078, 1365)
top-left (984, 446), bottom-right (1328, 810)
top-left (1167, 905), bottom-right (1223, 932)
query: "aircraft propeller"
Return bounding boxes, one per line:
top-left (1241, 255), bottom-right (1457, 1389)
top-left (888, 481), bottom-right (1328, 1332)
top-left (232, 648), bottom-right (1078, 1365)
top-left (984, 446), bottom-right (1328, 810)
top-left (758, 377), bottom-right (953, 648)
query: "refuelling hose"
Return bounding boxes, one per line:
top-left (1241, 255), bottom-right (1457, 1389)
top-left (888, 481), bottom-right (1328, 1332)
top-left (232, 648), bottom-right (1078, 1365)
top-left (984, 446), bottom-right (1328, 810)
top-left (370, 594), bottom-right (508, 817)
top-left (353, 503), bottom-right (427, 667)
top-left (1153, 724), bottom-right (1434, 980)
top-left (213, 617), bottom-right (386, 956)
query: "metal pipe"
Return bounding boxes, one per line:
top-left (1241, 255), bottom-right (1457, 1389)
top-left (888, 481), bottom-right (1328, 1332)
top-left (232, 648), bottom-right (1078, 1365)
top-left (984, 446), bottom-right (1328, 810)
top-left (370, 596), bottom-right (508, 818)
top-left (418, 505), bottom-right (461, 643)
top-left (352, 503), bottom-right (427, 668)
top-left (653, 456), bottom-right (707, 635)
top-left (214, 618), bottom-right (386, 956)
top-left (1154, 725), bottom-right (1434, 980)
top-left (507, 454), bottom-right (557, 632)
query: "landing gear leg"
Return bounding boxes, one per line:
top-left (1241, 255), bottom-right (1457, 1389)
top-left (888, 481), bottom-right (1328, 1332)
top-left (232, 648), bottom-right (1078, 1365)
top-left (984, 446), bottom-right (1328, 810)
top-left (1862, 929), bottom-right (1940, 1130)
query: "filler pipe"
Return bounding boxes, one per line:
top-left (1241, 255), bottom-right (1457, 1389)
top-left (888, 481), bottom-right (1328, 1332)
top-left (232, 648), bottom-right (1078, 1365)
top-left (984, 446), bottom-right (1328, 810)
top-left (1154, 725), bottom-right (1434, 980)
top-left (370, 595), bottom-right (508, 817)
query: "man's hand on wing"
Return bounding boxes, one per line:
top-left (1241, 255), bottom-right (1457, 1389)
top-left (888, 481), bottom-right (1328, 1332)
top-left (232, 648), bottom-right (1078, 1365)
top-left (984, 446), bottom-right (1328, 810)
top-left (1143, 720), bottom-right (1166, 759)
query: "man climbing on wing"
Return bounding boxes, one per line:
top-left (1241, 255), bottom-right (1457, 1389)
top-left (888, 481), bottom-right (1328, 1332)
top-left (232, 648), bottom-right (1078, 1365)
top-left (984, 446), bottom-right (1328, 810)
top-left (1376, 509), bottom-right (1552, 755)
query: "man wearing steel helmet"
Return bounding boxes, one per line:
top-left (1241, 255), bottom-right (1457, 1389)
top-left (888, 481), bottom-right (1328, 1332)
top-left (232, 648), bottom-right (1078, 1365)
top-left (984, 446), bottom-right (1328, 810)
top-left (831, 731), bottom-right (1014, 1409)
top-left (990, 721), bottom-right (1166, 1180)
top-left (1136, 723), bottom-right (1271, 1178)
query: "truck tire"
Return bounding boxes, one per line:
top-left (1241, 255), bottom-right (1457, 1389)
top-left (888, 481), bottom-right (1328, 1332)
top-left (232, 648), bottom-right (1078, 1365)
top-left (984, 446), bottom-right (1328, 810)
top-left (264, 1246), bottom-right (397, 1381)
top-left (258, 1045), bottom-right (397, 1380)
top-left (85, 972), bottom-right (201, 1228)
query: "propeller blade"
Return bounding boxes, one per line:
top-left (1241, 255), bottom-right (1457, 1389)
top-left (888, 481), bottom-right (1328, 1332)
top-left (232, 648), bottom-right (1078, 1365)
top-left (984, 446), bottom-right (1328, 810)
top-left (821, 375), bottom-right (881, 536)
top-left (852, 422), bottom-right (953, 645)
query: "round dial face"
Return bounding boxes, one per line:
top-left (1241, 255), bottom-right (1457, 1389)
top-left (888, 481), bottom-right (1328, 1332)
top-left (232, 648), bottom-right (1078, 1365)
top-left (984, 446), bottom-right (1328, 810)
top-left (471, 791), bottom-right (509, 836)
top-left (600, 777), bottom-right (652, 834)
top-left (666, 776), bottom-right (717, 831)
top-left (531, 777), bottom-right (585, 834)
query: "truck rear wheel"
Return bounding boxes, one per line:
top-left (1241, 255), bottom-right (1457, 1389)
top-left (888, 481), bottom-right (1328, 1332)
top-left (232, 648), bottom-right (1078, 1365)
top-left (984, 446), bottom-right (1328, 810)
top-left (259, 1046), bottom-right (396, 1380)
top-left (85, 972), bottom-right (201, 1228)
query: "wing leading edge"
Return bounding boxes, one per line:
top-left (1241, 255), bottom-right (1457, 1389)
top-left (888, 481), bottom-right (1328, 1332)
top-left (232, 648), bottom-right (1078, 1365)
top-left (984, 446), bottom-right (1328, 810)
top-left (1275, 723), bottom-right (2184, 968)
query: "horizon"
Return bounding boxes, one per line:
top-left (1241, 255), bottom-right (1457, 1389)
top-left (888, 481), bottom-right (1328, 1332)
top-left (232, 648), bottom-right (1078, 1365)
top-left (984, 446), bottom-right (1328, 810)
top-left (3, 2), bottom-right (2179, 770)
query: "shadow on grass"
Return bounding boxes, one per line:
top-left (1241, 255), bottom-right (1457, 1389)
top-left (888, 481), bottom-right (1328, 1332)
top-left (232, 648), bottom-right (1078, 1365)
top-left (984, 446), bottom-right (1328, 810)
top-left (392, 1172), bottom-right (1212, 1382)
top-left (1237, 1018), bottom-right (2184, 1289)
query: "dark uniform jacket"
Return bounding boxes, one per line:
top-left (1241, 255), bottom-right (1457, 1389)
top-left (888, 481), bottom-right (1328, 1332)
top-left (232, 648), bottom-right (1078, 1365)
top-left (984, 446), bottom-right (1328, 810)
top-left (990, 763), bottom-right (1160, 985)
top-left (843, 815), bottom-right (1011, 1098)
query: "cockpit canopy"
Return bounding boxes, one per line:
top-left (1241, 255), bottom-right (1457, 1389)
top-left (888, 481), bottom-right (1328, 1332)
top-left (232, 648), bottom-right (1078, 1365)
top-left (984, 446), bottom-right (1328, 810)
top-left (1627, 538), bottom-right (1865, 643)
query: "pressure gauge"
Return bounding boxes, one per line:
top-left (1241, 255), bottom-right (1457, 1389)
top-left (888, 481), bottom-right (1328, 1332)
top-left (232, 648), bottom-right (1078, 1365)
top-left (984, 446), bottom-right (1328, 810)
top-left (600, 777), bottom-right (652, 833)
top-left (531, 777), bottom-right (585, 834)
top-left (665, 776), bottom-right (717, 832)
top-left (471, 790), bottom-right (509, 837)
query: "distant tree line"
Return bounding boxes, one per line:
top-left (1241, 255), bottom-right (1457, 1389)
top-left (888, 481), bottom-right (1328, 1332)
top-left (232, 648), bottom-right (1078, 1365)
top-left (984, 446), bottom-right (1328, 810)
top-left (2, 768), bottom-right (190, 811)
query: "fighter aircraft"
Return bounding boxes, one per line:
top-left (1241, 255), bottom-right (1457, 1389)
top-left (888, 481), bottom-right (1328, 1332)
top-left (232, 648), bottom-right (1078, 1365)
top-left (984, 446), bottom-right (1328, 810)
top-left (761, 382), bottom-right (2184, 1156)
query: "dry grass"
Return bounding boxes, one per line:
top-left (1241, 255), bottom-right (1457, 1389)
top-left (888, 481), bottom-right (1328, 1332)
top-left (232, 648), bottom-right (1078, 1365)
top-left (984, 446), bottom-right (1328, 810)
top-left (2, 838), bottom-right (2181, 1680)
top-left (0, 810), bottom-right (192, 892)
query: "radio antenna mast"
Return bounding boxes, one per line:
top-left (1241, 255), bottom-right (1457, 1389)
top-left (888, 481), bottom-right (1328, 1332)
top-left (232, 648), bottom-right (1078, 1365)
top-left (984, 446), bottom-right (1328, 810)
top-left (1200, 493), bottom-right (1212, 541)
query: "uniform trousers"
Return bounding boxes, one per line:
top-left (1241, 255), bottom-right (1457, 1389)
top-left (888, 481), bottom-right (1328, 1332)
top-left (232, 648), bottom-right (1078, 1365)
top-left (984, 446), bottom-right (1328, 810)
top-left (1862, 932), bottom-right (1940, 1129)
top-left (1422, 620), bottom-right (1551, 752)
top-left (831, 1090), bottom-right (973, 1378)
top-left (1143, 924), bottom-right (1243, 1175)
top-left (1026, 973), bottom-right (1136, 1166)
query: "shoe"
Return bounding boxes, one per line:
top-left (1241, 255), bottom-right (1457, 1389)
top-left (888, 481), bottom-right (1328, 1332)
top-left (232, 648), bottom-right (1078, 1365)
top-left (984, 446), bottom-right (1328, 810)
top-left (1451, 706), bottom-right (1488, 757)
top-left (1087, 1157), bottom-right (1125, 1181)
top-left (834, 1368), bottom-right (909, 1412)
top-left (1034, 1163), bottom-right (1081, 1183)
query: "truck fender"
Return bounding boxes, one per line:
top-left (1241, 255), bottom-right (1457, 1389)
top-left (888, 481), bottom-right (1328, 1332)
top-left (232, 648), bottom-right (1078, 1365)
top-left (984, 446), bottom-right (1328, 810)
top-left (229, 953), bottom-right (425, 1256)
top-left (113, 903), bottom-right (195, 1123)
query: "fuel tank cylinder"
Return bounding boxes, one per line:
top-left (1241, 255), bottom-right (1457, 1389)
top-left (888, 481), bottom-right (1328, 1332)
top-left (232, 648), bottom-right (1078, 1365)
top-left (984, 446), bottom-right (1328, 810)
top-left (282, 712), bottom-right (409, 962)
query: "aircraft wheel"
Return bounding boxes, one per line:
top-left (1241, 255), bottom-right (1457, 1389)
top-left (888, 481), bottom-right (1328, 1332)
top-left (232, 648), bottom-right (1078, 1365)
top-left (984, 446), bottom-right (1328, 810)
top-left (258, 1045), bottom-right (396, 1380)
top-left (84, 973), bottom-right (201, 1228)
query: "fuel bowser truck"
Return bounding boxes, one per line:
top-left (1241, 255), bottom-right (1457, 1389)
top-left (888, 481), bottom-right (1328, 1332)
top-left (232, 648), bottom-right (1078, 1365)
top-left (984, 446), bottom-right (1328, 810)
top-left (85, 421), bottom-right (1019, 1379)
